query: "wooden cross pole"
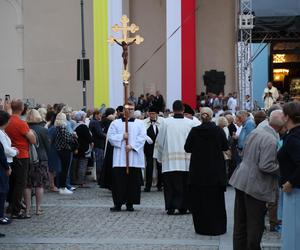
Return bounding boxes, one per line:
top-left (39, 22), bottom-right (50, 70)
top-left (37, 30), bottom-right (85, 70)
top-left (108, 15), bottom-right (144, 174)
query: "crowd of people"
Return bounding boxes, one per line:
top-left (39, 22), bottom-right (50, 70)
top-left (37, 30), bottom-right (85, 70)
top-left (0, 84), bottom-right (299, 250)
top-left (195, 81), bottom-right (291, 112)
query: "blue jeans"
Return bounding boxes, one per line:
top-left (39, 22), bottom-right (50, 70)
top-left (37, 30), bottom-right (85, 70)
top-left (282, 188), bottom-right (300, 250)
top-left (278, 189), bottom-right (283, 221)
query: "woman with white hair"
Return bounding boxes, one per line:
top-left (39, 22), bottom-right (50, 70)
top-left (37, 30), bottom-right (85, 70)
top-left (61, 106), bottom-right (76, 133)
top-left (24, 109), bottom-right (50, 216)
top-left (184, 107), bottom-right (228, 235)
top-left (54, 113), bottom-right (78, 194)
top-left (217, 116), bottom-right (230, 140)
top-left (38, 108), bottom-right (47, 127)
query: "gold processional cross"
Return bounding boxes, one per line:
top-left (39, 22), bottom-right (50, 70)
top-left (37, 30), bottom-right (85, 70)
top-left (108, 15), bottom-right (144, 174)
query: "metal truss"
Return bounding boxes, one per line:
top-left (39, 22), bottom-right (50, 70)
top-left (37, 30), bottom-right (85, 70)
top-left (252, 31), bottom-right (300, 43)
top-left (237, 0), bottom-right (254, 110)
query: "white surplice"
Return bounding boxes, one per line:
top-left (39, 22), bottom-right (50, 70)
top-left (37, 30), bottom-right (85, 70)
top-left (107, 118), bottom-right (146, 168)
top-left (154, 116), bottom-right (197, 173)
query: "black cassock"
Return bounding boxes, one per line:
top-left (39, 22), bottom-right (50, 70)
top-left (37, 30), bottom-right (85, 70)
top-left (99, 141), bottom-right (113, 190)
top-left (163, 171), bottom-right (188, 211)
top-left (184, 122), bottom-right (228, 236)
top-left (112, 167), bottom-right (142, 205)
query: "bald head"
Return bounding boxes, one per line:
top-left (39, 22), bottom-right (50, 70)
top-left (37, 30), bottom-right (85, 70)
top-left (269, 110), bottom-right (284, 131)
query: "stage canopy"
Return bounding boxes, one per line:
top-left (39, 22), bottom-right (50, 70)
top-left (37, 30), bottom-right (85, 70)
top-left (251, 0), bottom-right (300, 42)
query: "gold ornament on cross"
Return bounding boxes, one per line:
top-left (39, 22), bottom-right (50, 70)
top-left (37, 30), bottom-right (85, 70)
top-left (108, 15), bottom-right (144, 74)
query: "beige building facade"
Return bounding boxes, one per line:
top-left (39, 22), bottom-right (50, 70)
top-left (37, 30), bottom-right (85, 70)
top-left (0, 0), bottom-right (236, 110)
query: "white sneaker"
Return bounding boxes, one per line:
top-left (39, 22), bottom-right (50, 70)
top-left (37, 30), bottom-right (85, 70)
top-left (68, 186), bottom-right (76, 191)
top-left (59, 188), bottom-right (73, 195)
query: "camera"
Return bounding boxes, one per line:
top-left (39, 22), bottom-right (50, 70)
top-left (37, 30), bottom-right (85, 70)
top-left (5, 95), bottom-right (10, 101)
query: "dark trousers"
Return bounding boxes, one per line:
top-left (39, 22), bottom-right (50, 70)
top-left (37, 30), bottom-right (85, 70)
top-left (58, 150), bottom-right (72, 188)
top-left (94, 148), bottom-right (104, 183)
top-left (233, 189), bottom-right (267, 250)
top-left (7, 158), bottom-right (29, 215)
top-left (267, 188), bottom-right (280, 229)
top-left (145, 156), bottom-right (162, 190)
top-left (0, 193), bottom-right (6, 218)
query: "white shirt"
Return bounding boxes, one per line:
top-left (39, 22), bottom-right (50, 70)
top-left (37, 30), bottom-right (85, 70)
top-left (235, 125), bottom-right (242, 137)
top-left (245, 100), bottom-right (252, 111)
top-left (223, 127), bottom-right (230, 140)
top-left (144, 116), bottom-right (164, 131)
top-left (192, 116), bottom-right (201, 126)
top-left (0, 129), bottom-right (18, 163)
top-left (154, 116), bottom-right (197, 173)
top-left (107, 118), bottom-right (146, 168)
top-left (263, 86), bottom-right (279, 102)
top-left (227, 97), bottom-right (237, 114)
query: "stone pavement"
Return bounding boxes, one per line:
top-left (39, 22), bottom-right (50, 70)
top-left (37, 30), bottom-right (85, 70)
top-left (0, 183), bottom-right (281, 250)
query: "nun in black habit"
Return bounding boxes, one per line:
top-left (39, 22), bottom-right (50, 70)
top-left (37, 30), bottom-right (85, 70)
top-left (184, 107), bottom-right (228, 236)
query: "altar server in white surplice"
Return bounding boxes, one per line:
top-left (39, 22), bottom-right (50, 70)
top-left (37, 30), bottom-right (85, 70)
top-left (107, 103), bottom-right (146, 212)
top-left (154, 100), bottom-right (196, 215)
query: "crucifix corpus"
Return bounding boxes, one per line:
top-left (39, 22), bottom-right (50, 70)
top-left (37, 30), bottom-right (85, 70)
top-left (108, 15), bottom-right (144, 174)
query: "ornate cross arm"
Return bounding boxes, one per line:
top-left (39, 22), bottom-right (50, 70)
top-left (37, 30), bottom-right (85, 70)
top-left (107, 15), bottom-right (144, 73)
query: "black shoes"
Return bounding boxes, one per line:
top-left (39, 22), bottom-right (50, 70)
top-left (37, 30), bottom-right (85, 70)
top-left (167, 209), bottom-right (188, 215)
top-left (0, 233), bottom-right (5, 237)
top-left (126, 204), bottom-right (134, 212)
top-left (110, 204), bottom-right (134, 212)
top-left (167, 209), bottom-right (175, 215)
top-left (0, 217), bottom-right (12, 225)
top-left (110, 206), bottom-right (121, 212)
top-left (179, 209), bottom-right (187, 215)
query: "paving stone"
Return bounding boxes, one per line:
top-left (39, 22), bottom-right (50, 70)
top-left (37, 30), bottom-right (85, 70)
top-left (0, 183), bottom-right (281, 249)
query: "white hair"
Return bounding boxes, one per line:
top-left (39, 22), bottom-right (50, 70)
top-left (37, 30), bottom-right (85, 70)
top-left (75, 111), bottom-right (86, 122)
top-left (55, 112), bottom-right (67, 127)
top-left (269, 110), bottom-right (284, 127)
top-left (38, 108), bottom-right (47, 121)
top-left (134, 110), bottom-right (143, 119)
top-left (217, 116), bottom-right (228, 128)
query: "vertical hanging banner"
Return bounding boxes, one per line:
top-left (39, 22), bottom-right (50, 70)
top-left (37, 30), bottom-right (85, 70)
top-left (94, 0), bottom-right (109, 108)
top-left (108, 0), bottom-right (123, 109)
top-left (166, 0), bottom-right (182, 109)
top-left (181, 0), bottom-right (196, 108)
top-left (93, 0), bottom-right (123, 108)
top-left (166, 0), bottom-right (196, 109)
